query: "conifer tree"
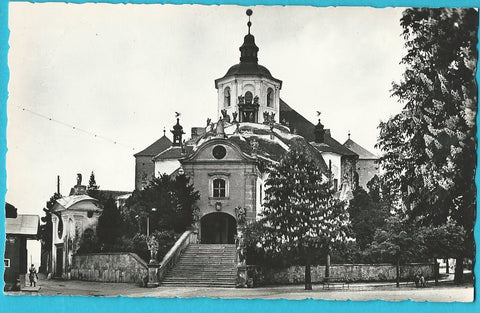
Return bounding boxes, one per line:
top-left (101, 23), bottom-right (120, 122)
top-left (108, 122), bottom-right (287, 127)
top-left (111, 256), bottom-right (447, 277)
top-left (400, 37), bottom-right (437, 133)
top-left (257, 147), bottom-right (350, 290)
top-left (87, 171), bottom-right (100, 198)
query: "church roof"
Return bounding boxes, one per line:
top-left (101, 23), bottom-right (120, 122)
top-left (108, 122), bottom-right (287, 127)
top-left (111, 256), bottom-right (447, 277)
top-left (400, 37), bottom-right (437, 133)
top-left (152, 145), bottom-right (194, 161)
top-left (310, 130), bottom-right (358, 157)
top-left (98, 190), bottom-right (132, 199)
top-left (343, 138), bottom-right (378, 159)
top-left (192, 122), bottom-right (328, 173)
top-left (215, 13), bottom-right (282, 89)
top-left (5, 214), bottom-right (39, 237)
top-left (53, 194), bottom-right (100, 212)
top-left (215, 63), bottom-right (282, 88)
top-left (279, 99), bottom-right (315, 142)
top-left (134, 135), bottom-right (172, 157)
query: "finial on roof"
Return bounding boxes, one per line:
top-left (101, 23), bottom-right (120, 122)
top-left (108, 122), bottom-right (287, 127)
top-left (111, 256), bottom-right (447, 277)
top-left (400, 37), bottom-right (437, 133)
top-left (163, 127), bottom-right (166, 136)
top-left (348, 130), bottom-right (351, 139)
top-left (246, 9), bottom-right (253, 34)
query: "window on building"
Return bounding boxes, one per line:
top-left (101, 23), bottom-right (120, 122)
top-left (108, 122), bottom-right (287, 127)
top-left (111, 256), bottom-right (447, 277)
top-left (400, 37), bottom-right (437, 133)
top-left (213, 178), bottom-right (226, 198)
top-left (4, 259), bottom-right (10, 268)
top-left (224, 87), bottom-right (231, 107)
top-left (267, 88), bottom-right (274, 107)
top-left (245, 91), bottom-right (253, 104)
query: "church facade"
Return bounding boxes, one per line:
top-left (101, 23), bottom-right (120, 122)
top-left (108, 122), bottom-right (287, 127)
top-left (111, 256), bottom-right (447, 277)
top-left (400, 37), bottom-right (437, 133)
top-left (133, 10), bottom-right (379, 244)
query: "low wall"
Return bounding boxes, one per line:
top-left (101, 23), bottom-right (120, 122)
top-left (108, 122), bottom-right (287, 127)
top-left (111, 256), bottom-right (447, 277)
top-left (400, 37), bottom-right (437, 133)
top-left (257, 263), bottom-right (434, 286)
top-left (71, 253), bottom-right (148, 283)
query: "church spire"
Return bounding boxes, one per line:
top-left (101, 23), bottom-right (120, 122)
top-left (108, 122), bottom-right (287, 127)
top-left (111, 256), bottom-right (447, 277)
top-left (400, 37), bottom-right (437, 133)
top-left (171, 115), bottom-right (185, 146)
top-left (239, 9), bottom-right (259, 64)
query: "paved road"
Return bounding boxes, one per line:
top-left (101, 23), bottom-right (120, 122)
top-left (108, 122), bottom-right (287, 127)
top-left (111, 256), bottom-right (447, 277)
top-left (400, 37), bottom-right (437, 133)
top-left (10, 278), bottom-right (474, 302)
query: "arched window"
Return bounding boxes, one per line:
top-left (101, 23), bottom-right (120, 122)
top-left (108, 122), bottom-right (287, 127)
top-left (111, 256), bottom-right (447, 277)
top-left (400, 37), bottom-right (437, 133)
top-left (224, 87), bottom-right (231, 107)
top-left (213, 178), bottom-right (226, 198)
top-left (245, 91), bottom-right (253, 104)
top-left (267, 88), bottom-right (274, 107)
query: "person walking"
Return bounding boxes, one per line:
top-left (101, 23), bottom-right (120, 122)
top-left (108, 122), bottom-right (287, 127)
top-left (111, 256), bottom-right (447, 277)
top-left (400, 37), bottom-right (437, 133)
top-left (29, 264), bottom-right (38, 287)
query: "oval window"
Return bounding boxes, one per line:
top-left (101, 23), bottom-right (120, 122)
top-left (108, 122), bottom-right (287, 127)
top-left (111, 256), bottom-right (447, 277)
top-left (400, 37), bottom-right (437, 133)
top-left (212, 145), bottom-right (227, 159)
top-left (57, 218), bottom-right (64, 239)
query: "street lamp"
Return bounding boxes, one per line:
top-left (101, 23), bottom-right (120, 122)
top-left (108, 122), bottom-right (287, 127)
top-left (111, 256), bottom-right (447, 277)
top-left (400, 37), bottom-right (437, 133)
top-left (135, 207), bottom-right (157, 237)
top-left (147, 208), bottom-right (157, 237)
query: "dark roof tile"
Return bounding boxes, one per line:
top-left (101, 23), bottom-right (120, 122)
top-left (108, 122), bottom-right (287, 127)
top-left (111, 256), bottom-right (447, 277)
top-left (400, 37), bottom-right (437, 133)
top-left (134, 136), bottom-right (172, 157)
top-left (343, 138), bottom-right (378, 159)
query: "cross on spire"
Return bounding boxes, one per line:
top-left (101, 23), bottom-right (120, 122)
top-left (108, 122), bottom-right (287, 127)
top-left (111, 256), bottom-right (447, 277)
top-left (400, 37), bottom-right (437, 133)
top-left (246, 9), bottom-right (253, 34)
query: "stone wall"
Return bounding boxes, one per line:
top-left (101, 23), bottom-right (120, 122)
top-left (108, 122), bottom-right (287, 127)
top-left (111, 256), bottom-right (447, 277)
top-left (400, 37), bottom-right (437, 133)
top-left (257, 263), bottom-right (434, 286)
top-left (71, 253), bottom-right (147, 283)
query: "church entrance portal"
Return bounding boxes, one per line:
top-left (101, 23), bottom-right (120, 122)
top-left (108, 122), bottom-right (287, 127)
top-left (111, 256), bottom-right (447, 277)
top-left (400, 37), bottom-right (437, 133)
top-left (201, 212), bottom-right (236, 244)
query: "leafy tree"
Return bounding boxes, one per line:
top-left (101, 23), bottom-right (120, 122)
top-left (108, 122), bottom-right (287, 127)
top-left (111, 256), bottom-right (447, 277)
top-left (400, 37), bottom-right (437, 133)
top-left (253, 147), bottom-right (350, 290)
top-left (348, 186), bottom-right (390, 249)
top-left (366, 216), bottom-right (421, 287)
top-left (77, 228), bottom-right (99, 254)
top-left (123, 174), bottom-right (199, 237)
top-left (377, 8), bottom-right (477, 283)
top-left (96, 196), bottom-right (123, 251)
top-left (38, 191), bottom-right (62, 273)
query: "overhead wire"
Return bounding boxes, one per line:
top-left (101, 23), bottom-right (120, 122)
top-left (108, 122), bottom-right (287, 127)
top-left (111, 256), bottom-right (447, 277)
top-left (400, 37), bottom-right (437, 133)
top-left (12, 104), bottom-right (137, 151)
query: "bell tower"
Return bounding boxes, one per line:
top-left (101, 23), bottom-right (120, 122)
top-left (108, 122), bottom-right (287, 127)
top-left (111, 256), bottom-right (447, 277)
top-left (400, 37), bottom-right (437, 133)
top-left (214, 9), bottom-right (282, 124)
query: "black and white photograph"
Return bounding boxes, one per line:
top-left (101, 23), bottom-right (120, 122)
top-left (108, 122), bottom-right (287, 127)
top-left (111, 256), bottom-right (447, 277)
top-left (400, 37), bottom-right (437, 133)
top-left (3, 3), bottom-right (477, 301)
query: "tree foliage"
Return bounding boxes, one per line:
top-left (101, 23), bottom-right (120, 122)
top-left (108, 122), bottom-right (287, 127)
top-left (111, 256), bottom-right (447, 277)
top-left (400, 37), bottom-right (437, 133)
top-left (123, 174), bottom-right (199, 236)
top-left (38, 192), bottom-right (62, 254)
top-left (248, 147), bottom-right (350, 289)
top-left (96, 196), bottom-right (123, 250)
top-left (348, 176), bottom-right (392, 249)
top-left (377, 8), bottom-right (477, 281)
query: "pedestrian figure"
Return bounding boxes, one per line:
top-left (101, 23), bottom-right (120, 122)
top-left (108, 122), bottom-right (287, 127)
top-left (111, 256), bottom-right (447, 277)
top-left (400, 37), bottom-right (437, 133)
top-left (29, 264), bottom-right (38, 287)
top-left (419, 272), bottom-right (426, 287)
top-left (414, 273), bottom-right (420, 287)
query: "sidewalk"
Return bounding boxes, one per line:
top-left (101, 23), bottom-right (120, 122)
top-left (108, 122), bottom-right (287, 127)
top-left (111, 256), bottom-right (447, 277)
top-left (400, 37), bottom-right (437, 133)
top-left (6, 273), bottom-right (473, 301)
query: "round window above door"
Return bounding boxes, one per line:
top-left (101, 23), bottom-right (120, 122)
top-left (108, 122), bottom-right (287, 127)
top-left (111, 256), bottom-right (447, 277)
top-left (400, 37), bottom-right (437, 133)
top-left (212, 145), bottom-right (227, 159)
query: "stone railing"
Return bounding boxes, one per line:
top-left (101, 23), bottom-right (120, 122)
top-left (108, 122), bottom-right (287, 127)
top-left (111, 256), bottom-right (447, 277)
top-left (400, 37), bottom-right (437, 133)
top-left (156, 230), bottom-right (198, 282)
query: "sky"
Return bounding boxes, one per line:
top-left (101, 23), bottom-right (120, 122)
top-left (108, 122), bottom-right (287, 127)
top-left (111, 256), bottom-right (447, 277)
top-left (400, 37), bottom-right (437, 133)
top-left (6, 3), bottom-right (406, 216)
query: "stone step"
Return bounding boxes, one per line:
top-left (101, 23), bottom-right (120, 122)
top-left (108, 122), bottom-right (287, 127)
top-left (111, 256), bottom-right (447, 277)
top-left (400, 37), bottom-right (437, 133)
top-left (163, 277), bottom-right (235, 284)
top-left (161, 243), bottom-right (237, 287)
top-left (170, 272), bottom-right (234, 276)
top-left (160, 282), bottom-right (236, 287)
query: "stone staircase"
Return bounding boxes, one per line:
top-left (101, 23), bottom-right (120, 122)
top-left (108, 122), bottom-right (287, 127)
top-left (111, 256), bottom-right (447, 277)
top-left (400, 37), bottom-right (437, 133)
top-left (161, 244), bottom-right (237, 287)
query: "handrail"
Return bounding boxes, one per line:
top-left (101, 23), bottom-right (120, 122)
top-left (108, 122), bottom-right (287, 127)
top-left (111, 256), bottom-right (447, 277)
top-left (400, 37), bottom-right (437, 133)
top-left (156, 230), bottom-right (197, 281)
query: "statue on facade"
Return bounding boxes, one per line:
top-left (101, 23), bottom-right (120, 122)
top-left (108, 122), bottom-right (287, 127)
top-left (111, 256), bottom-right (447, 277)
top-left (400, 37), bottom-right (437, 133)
top-left (253, 95), bottom-right (259, 105)
top-left (232, 111), bottom-right (238, 123)
top-left (221, 109), bottom-right (231, 123)
top-left (238, 95), bottom-right (245, 105)
top-left (235, 206), bottom-right (247, 226)
top-left (263, 111), bottom-right (270, 124)
top-left (250, 139), bottom-right (259, 155)
top-left (269, 112), bottom-right (276, 123)
top-left (207, 118), bottom-right (211, 126)
top-left (76, 173), bottom-right (82, 186)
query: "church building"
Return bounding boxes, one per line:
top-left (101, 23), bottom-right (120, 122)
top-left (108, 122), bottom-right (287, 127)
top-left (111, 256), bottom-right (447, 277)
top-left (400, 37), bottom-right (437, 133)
top-left (133, 10), bottom-right (379, 244)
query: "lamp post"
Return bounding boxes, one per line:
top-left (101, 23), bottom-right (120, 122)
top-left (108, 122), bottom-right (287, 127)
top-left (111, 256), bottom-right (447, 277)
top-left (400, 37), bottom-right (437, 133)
top-left (147, 208), bottom-right (157, 237)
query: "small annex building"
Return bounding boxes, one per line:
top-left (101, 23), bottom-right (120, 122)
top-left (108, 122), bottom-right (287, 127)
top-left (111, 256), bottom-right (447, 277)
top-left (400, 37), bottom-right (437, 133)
top-left (50, 174), bottom-right (101, 279)
top-left (4, 203), bottom-right (39, 291)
